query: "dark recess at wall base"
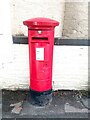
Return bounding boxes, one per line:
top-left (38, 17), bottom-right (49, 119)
top-left (13, 36), bottom-right (90, 46)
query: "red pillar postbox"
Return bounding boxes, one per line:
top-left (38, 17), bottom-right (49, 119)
top-left (23, 18), bottom-right (59, 106)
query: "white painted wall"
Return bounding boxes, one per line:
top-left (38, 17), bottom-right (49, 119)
top-left (10, 0), bottom-right (89, 39)
top-left (0, 0), bottom-right (13, 70)
top-left (0, 45), bottom-right (88, 90)
top-left (0, 0), bottom-right (89, 90)
top-left (10, 0), bottom-right (65, 37)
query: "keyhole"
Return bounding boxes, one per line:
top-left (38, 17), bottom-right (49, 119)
top-left (45, 63), bottom-right (47, 66)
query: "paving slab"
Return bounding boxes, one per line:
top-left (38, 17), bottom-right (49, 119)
top-left (1, 90), bottom-right (90, 119)
top-left (20, 91), bottom-right (89, 118)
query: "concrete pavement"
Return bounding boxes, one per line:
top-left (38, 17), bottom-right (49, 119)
top-left (1, 90), bottom-right (90, 119)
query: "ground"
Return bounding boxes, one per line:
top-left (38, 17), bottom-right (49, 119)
top-left (1, 90), bottom-right (90, 119)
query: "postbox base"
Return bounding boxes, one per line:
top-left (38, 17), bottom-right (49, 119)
top-left (28, 89), bottom-right (52, 106)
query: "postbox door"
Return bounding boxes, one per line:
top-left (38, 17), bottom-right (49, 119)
top-left (28, 29), bottom-right (54, 92)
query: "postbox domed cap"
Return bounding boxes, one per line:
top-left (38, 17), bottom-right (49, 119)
top-left (23, 17), bottom-right (59, 28)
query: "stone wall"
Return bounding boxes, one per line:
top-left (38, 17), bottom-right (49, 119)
top-left (10, 0), bottom-right (65, 37)
top-left (62, 2), bottom-right (88, 39)
top-left (10, 0), bottom-right (89, 39)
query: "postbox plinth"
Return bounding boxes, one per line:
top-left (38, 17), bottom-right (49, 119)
top-left (23, 18), bottom-right (59, 106)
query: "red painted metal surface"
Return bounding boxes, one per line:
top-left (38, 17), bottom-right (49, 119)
top-left (23, 17), bottom-right (59, 29)
top-left (23, 18), bottom-right (59, 92)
